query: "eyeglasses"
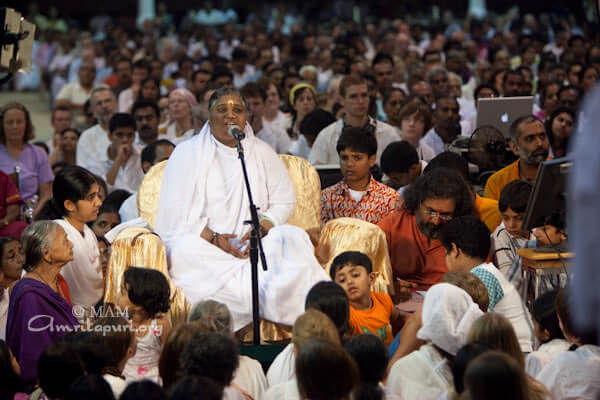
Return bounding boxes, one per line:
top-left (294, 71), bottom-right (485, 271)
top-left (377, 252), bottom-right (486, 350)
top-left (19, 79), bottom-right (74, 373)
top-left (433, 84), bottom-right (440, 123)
top-left (423, 208), bottom-right (453, 222)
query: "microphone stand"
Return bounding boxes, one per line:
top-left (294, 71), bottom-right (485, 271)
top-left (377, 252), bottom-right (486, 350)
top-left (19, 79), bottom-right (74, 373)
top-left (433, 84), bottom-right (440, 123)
top-left (235, 137), bottom-right (269, 345)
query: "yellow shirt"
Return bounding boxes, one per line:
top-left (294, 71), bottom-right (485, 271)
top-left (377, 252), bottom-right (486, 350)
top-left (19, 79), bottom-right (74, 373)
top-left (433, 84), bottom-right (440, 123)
top-left (483, 160), bottom-right (520, 200)
top-left (475, 194), bottom-right (502, 232)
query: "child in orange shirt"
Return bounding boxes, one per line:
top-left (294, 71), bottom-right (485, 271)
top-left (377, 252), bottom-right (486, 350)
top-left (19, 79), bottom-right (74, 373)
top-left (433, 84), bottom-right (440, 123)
top-left (330, 251), bottom-right (401, 346)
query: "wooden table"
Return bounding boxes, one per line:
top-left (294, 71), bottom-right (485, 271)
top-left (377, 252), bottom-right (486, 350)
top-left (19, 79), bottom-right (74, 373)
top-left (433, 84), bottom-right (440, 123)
top-left (516, 248), bottom-right (573, 302)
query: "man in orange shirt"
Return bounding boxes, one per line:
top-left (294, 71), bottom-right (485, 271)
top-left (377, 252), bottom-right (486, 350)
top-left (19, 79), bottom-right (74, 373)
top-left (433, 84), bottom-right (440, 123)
top-left (484, 116), bottom-right (550, 200)
top-left (377, 168), bottom-right (474, 294)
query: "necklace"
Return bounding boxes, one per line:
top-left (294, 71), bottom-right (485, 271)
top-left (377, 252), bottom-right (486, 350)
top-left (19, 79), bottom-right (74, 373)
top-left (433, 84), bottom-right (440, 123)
top-left (30, 270), bottom-right (57, 290)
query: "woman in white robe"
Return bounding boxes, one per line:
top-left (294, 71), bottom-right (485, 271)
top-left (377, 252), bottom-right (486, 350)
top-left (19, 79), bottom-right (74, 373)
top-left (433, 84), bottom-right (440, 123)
top-left (45, 166), bottom-right (104, 316)
top-left (155, 88), bottom-right (329, 330)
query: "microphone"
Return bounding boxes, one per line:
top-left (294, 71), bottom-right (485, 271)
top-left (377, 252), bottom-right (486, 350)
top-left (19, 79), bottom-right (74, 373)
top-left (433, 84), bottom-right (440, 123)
top-left (228, 125), bottom-right (245, 141)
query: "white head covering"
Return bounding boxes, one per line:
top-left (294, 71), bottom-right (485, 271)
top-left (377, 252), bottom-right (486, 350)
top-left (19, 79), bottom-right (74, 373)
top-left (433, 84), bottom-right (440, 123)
top-left (417, 283), bottom-right (484, 356)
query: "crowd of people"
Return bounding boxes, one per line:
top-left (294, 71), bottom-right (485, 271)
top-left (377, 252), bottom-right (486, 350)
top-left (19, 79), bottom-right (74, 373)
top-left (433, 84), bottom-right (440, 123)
top-left (0, 2), bottom-right (599, 399)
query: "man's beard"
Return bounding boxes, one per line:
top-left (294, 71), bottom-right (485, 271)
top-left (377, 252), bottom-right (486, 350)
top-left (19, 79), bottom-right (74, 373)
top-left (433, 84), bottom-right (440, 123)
top-left (520, 146), bottom-right (548, 165)
top-left (416, 213), bottom-right (441, 239)
top-left (139, 126), bottom-right (157, 142)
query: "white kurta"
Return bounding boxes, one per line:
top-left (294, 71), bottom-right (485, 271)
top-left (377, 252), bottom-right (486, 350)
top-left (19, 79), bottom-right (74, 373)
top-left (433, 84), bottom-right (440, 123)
top-left (55, 219), bottom-right (103, 312)
top-left (155, 123), bottom-right (329, 330)
top-left (232, 355), bottom-right (269, 400)
top-left (76, 124), bottom-right (110, 172)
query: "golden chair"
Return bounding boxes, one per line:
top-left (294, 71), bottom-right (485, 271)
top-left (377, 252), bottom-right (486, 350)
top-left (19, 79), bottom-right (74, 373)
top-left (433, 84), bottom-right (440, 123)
top-left (315, 217), bottom-right (395, 296)
top-left (278, 154), bottom-right (321, 231)
top-left (137, 160), bottom-right (168, 230)
top-left (103, 226), bottom-right (190, 326)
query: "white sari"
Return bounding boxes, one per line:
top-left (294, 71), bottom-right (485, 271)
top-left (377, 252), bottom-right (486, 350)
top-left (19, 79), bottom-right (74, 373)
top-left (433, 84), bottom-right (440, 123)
top-left (155, 122), bottom-right (328, 330)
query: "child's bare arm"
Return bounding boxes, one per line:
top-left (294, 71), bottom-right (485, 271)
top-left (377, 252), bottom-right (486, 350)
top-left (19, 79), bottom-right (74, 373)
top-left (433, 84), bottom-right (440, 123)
top-left (390, 307), bottom-right (409, 335)
top-left (156, 315), bottom-right (171, 345)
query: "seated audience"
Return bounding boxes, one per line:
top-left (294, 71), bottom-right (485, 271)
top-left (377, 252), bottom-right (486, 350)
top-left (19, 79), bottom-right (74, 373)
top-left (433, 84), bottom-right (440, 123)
top-left (440, 216), bottom-right (535, 352)
top-left (88, 198), bottom-right (123, 238)
top-left (0, 339), bottom-right (24, 399)
top-left (266, 281), bottom-right (350, 386)
top-left (55, 63), bottom-right (96, 112)
top-left (466, 313), bottom-right (550, 400)
top-left (397, 102), bottom-right (436, 161)
top-left (159, 88), bottom-right (197, 145)
top-left (34, 342), bottom-right (86, 399)
top-left (0, 238), bottom-right (24, 340)
top-left (380, 141), bottom-right (426, 193)
top-left (420, 97), bottom-right (461, 159)
top-left (182, 332), bottom-right (248, 399)
top-left (49, 127), bottom-right (80, 167)
top-left (64, 374), bottom-right (116, 400)
top-left (320, 127), bottom-right (401, 225)
top-left (287, 83), bottom-right (318, 144)
top-left (87, 113), bottom-right (144, 194)
top-left (292, 108), bottom-right (336, 159)
top-left (158, 322), bottom-right (206, 390)
top-left (484, 116), bottom-right (549, 200)
top-left (295, 338), bottom-right (360, 400)
top-left (187, 300), bottom-right (268, 399)
top-left (386, 283), bottom-right (484, 400)
top-left (309, 74), bottom-right (400, 165)
top-left (265, 309), bottom-right (341, 399)
top-left (377, 168), bottom-right (474, 291)
top-left (120, 381), bottom-right (168, 400)
top-left (344, 334), bottom-right (389, 400)
top-left (120, 267), bottom-right (171, 383)
top-left (330, 251), bottom-right (401, 346)
top-left (92, 316), bottom-right (137, 398)
top-left (441, 271), bottom-right (490, 312)
top-left (132, 99), bottom-right (161, 150)
top-left (6, 221), bottom-right (78, 386)
top-left (46, 106), bottom-right (73, 156)
top-left (168, 376), bottom-right (223, 400)
top-left (445, 342), bottom-right (493, 400)
top-left (525, 290), bottom-right (570, 376)
top-left (240, 82), bottom-right (291, 154)
top-left (462, 351), bottom-right (530, 400)
top-left (0, 102), bottom-right (53, 217)
top-left (492, 180), bottom-right (533, 277)
top-left (545, 106), bottom-right (575, 158)
top-left (536, 288), bottom-right (600, 400)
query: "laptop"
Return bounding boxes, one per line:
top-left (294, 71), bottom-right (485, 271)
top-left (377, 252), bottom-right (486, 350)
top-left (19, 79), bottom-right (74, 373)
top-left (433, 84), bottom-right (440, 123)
top-left (476, 96), bottom-right (534, 138)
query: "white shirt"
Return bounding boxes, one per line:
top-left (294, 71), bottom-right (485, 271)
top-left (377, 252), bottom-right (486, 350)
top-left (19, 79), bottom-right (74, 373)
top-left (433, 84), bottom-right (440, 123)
top-left (308, 117), bottom-right (400, 165)
top-left (86, 145), bottom-right (144, 194)
top-left (55, 219), bottom-right (103, 312)
top-left (159, 122), bottom-right (196, 145)
top-left (420, 128), bottom-right (446, 159)
top-left (256, 124), bottom-right (291, 154)
top-left (76, 124), bottom-right (111, 173)
top-left (263, 111), bottom-right (291, 134)
top-left (289, 135), bottom-right (311, 160)
top-left (492, 223), bottom-right (531, 277)
top-left (537, 345), bottom-right (600, 400)
top-left (118, 87), bottom-right (135, 112)
top-left (263, 378), bottom-right (300, 400)
top-left (232, 355), bottom-right (268, 400)
top-left (471, 263), bottom-right (536, 352)
top-left (56, 81), bottom-right (93, 106)
top-left (267, 343), bottom-right (295, 386)
top-left (386, 343), bottom-right (453, 400)
top-left (103, 374), bottom-right (128, 399)
top-left (525, 338), bottom-right (572, 377)
top-left (233, 64), bottom-right (257, 89)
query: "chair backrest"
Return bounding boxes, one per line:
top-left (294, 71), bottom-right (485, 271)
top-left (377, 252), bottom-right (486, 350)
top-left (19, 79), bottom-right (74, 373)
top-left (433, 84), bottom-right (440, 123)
top-left (103, 226), bottom-right (189, 325)
top-left (279, 154), bottom-right (321, 231)
top-left (137, 160), bottom-right (168, 230)
top-left (315, 217), bottom-right (395, 295)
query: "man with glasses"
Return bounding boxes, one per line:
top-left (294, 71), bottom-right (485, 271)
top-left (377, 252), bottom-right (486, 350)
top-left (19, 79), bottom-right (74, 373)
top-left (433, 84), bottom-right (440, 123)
top-left (377, 168), bottom-right (474, 295)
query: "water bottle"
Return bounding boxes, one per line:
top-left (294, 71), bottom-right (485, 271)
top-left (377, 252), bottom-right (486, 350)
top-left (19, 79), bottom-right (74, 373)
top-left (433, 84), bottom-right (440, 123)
top-left (24, 194), bottom-right (38, 223)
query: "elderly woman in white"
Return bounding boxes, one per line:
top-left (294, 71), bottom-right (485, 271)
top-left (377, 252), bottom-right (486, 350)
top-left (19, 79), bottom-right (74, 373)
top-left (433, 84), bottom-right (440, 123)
top-left (385, 283), bottom-right (484, 400)
top-left (155, 88), bottom-right (328, 331)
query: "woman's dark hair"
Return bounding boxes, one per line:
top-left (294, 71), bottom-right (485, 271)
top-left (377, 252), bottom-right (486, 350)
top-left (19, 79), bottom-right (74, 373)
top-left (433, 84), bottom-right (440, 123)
top-left (37, 342), bottom-right (86, 399)
top-left (532, 290), bottom-right (564, 343)
top-left (344, 335), bottom-right (388, 400)
top-left (168, 376), bottom-right (224, 400)
top-left (60, 127), bottom-right (82, 138)
top-left (452, 342), bottom-right (493, 394)
top-left (498, 180), bottom-right (532, 214)
top-left (58, 331), bottom-right (111, 375)
top-left (545, 106), bottom-right (576, 154)
top-left (555, 288), bottom-right (597, 345)
top-left (123, 266), bottom-right (171, 316)
top-left (539, 80), bottom-right (562, 110)
top-left (64, 374), bottom-right (115, 400)
top-left (182, 332), bottom-right (239, 386)
top-left (0, 340), bottom-right (23, 399)
top-left (120, 380), bottom-right (168, 400)
top-left (304, 281), bottom-right (350, 339)
top-left (403, 168), bottom-right (474, 217)
top-left (463, 351), bottom-right (529, 400)
top-left (159, 323), bottom-right (206, 389)
top-left (299, 109), bottom-right (336, 140)
top-left (296, 338), bottom-right (360, 400)
top-left (103, 189), bottom-right (132, 211)
top-left (92, 316), bottom-right (133, 373)
top-left (44, 165), bottom-right (98, 219)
